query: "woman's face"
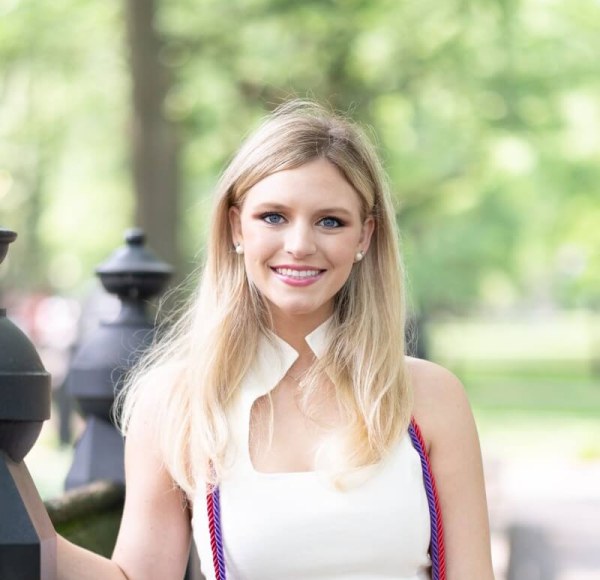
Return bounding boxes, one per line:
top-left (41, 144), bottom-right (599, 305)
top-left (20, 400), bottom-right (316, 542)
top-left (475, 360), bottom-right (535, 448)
top-left (229, 158), bottom-right (374, 328)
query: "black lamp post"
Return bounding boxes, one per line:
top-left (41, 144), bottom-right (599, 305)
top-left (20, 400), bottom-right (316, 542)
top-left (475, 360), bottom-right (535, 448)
top-left (65, 228), bottom-right (172, 490)
top-left (0, 228), bottom-right (55, 579)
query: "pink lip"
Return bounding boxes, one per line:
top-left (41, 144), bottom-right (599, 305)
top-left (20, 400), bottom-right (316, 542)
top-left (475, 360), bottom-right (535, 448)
top-left (270, 265), bottom-right (325, 287)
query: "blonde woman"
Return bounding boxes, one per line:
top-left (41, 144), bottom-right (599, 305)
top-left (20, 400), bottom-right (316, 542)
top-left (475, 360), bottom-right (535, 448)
top-left (57, 101), bottom-right (494, 579)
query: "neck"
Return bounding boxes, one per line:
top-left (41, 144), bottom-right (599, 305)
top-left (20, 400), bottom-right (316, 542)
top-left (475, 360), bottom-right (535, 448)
top-left (270, 308), bottom-right (331, 357)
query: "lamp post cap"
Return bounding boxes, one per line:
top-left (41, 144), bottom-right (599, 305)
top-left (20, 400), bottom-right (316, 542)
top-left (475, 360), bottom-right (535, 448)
top-left (0, 228), bottom-right (17, 265)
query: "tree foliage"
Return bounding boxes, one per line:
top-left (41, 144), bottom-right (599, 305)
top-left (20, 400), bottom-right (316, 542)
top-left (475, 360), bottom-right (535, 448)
top-left (0, 0), bottom-right (598, 312)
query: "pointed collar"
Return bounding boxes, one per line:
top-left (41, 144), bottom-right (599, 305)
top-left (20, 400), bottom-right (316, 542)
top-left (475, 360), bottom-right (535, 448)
top-left (242, 317), bottom-right (333, 401)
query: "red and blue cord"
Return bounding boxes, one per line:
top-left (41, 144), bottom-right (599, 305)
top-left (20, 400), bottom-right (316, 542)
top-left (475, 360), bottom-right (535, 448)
top-left (206, 485), bottom-right (226, 580)
top-left (408, 417), bottom-right (447, 580)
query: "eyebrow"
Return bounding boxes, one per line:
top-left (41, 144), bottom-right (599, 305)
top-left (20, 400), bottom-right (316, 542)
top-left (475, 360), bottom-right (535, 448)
top-left (253, 203), bottom-right (354, 217)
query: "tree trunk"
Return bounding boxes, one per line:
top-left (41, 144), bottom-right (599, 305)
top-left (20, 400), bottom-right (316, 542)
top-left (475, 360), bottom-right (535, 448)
top-left (124, 0), bottom-right (179, 272)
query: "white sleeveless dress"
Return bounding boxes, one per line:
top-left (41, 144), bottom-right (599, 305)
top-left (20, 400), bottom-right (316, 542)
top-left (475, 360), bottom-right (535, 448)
top-left (192, 320), bottom-right (432, 580)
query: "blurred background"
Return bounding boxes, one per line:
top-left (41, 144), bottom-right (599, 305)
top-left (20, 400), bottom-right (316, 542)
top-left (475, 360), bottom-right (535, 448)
top-left (0, 0), bottom-right (598, 578)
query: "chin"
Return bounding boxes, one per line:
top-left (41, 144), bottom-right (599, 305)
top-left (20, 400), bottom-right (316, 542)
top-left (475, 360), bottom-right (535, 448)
top-left (277, 305), bottom-right (319, 317)
top-left (268, 299), bottom-right (331, 320)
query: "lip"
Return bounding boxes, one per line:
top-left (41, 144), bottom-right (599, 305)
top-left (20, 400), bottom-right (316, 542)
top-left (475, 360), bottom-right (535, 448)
top-left (270, 265), bottom-right (326, 287)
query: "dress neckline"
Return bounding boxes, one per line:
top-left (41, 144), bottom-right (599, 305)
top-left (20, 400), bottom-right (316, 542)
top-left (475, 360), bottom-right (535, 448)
top-left (242, 316), bottom-right (333, 402)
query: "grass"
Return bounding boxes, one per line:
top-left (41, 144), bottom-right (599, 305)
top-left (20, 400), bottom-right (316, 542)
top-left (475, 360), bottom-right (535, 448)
top-left (426, 312), bottom-right (600, 415)
top-left (423, 313), bottom-right (600, 463)
top-left (473, 408), bottom-right (600, 462)
top-left (458, 365), bottom-right (600, 415)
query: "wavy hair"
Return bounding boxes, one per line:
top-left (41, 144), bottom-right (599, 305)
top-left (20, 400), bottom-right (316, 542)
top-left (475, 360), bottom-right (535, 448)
top-left (117, 100), bottom-right (411, 496)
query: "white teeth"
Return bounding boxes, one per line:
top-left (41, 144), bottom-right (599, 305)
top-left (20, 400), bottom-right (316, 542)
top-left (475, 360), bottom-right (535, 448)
top-left (274, 268), bottom-right (321, 278)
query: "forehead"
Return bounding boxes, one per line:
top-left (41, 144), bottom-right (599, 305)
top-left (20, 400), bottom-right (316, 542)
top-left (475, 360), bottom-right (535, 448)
top-left (241, 158), bottom-right (363, 214)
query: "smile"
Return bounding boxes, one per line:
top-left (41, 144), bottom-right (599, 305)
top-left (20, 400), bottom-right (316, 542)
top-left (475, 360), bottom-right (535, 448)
top-left (270, 266), bottom-right (325, 287)
top-left (272, 267), bottom-right (323, 278)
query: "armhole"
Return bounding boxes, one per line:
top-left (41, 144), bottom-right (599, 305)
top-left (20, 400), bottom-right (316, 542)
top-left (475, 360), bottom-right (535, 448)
top-left (408, 417), bottom-right (447, 580)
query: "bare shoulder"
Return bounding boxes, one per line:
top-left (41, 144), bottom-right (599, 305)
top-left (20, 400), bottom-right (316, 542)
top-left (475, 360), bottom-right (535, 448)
top-left (405, 357), bottom-right (494, 578)
top-left (122, 363), bottom-right (177, 437)
top-left (123, 379), bottom-right (163, 444)
top-left (406, 356), bottom-right (473, 452)
top-left (406, 355), bottom-right (465, 403)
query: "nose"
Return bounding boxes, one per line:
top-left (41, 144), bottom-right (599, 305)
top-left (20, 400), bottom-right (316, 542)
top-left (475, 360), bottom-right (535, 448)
top-left (284, 221), bottom-right (317, 258)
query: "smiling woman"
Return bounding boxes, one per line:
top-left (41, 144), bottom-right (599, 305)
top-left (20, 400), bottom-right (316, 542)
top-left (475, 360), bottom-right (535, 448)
top-left (229, 158), bottom-right (374, 332)
top-left (56, 100), bottom-right (494, 580)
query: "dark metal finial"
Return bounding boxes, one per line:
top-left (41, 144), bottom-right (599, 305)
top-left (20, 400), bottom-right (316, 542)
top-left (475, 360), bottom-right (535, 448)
top-left (124, 227), bottom-right (145, 246)
top-left (94, 228), bottom-right (172, 302)
top-left (65, 229), bottom-right (173, 489)
top-left (0, 228), bottom-right (17, 265)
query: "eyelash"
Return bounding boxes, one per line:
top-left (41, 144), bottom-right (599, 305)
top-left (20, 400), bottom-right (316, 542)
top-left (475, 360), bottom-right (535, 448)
top-left (259, 213), bottom-right (345, 228)
top-left (318, 216), bottom-right (344, 228)
top-left (261, 213), bottom-right (285, 225)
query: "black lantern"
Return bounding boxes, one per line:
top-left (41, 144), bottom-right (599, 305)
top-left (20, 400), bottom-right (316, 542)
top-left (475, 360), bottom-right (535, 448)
top-left (65, 229), bottom-right (172, 490)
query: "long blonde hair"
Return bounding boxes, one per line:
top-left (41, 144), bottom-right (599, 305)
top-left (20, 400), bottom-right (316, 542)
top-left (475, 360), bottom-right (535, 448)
top-left (118, 100), bottom-right (411, 496)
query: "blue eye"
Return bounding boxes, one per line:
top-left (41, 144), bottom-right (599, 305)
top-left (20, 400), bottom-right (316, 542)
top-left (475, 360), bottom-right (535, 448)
top-left (318, 216), bottom-right (343, 228)
top-left (262, 213), bottom-right (285, 225)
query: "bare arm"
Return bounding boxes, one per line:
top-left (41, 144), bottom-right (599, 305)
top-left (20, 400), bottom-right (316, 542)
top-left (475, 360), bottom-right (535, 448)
top-left (410, 358), bottom-right (495, 579)
top-left (57, 535), bottom-right (129, 580)
top-left (58, 391), bottom-right (192, 580)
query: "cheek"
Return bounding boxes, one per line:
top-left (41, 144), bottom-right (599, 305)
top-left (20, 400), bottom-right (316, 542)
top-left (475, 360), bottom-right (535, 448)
top-left (336, 252), bottom-right (356, 271)
top-left (329, 236), bottom-right (361, 264)
top-left (244, 229), bottom-right (277, 256)
top-left (241, 229), bottom-right (280, 273)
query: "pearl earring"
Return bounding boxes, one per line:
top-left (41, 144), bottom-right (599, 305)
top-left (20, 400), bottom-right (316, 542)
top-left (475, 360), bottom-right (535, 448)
top-left (235, 243), bottom-right (244, 255)
top-left (355, 251), bottom-right (364, 262)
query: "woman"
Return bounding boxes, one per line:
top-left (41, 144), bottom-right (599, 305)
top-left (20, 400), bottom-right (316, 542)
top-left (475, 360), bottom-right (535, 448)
top-left (58, 100), bottom-right (494, 579)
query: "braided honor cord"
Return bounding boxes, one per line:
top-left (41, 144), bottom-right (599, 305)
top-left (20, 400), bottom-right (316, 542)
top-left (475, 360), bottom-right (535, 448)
top-left (206, 418), bottom-right (445, 580)
top-left (408, 417), bottom-right (447, 579)
top-left (206, 484), bottom-right (226, 580)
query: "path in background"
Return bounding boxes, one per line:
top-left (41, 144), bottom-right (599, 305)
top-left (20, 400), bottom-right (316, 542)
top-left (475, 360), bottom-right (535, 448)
top-left (480, 411), bottom-right (600, 579)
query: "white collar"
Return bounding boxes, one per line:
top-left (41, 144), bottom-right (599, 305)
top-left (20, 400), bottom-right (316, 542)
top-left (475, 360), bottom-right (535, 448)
top-left (242, 317), bottom-right (333, 401)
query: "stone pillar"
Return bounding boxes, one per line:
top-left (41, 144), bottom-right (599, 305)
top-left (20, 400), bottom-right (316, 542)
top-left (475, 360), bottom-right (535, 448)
top-left (65, 228), bottom-right (172, 490)
top-left (0, 228), bottom-right (56, 580)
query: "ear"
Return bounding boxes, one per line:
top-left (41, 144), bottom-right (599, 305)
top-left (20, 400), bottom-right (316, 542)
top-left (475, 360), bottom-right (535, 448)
top-left (229, 206), bottom-right (243, 246)
top-left (359, 215), bottom-right (375, 252)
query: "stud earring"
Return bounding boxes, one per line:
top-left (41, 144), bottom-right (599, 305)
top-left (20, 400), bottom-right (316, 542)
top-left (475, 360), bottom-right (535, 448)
top-left (235, 243), bottom-right (244, 255)
top-left (355, 251), bottom-right (364, 262)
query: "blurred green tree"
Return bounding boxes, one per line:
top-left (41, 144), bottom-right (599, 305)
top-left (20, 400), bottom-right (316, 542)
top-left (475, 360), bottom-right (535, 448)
top-left (0, 0), bottom-right (598, 313)
top-left (0, 1), bottom-right (130, 292)
top-left (125, 0), bottom-right (179, 274)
